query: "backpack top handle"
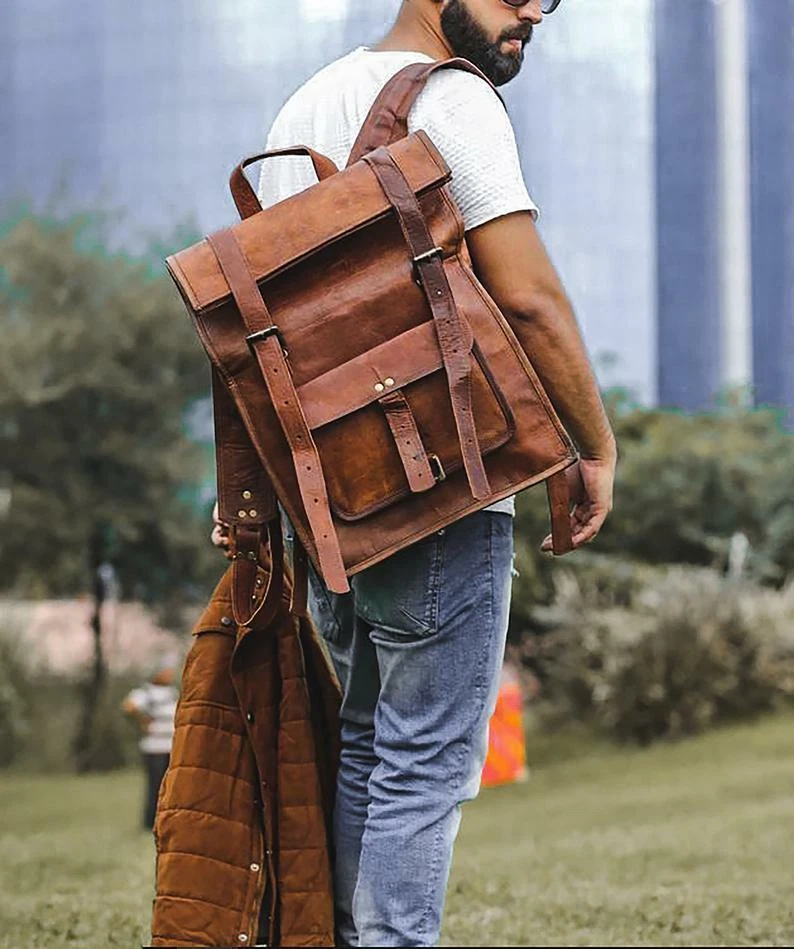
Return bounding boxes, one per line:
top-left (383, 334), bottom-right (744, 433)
top-left (230, 146), bottom-right (339, 220)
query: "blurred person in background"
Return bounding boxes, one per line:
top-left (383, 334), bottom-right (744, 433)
top-left (121, 654), bottom-right (180, 831)
top-left (221, 0), bottom-right (616, 945)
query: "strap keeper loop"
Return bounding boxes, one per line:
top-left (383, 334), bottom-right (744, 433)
top-left (412, 246), bottom-right (444, 283)
top-left (245, 325), bottom-right (288, 355)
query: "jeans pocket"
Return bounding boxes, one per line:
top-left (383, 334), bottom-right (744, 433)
top-left (354, 531), bottom-right (445, 641)
top-left (307, 566), bottom-right (344, 645)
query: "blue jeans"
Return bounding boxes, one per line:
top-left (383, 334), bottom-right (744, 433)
top-left (306, 511), bottom-right (514, 947)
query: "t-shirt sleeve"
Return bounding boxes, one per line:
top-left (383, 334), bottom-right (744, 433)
top-left (408, 70), bottom-right (538, 231)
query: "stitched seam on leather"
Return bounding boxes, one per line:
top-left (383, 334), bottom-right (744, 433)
top-left (460, 263), bottom-right (577, 453)
top-left (426, 149), bottom-right (466, 250)
top-left (197, 180), bottom-right (451, 316)
top-left (167, 255), bottom-right (201, 312)
top-left (413, 129), bottom-right (453, 186)
top-left (472, 339), bottom-right (516, 441)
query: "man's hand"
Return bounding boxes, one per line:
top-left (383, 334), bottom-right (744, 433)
top-left (540, 451), bottom-right (616, 552)
top-left (210, 501), bottom-right (233, 560)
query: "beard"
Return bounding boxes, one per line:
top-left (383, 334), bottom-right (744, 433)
top-left (440, 0), bottom-right (532, 86)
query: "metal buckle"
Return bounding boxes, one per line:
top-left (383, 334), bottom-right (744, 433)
top-left (428, 453), bottom-right (446, 483)
top-left (245, 325), bottom-right (287, 355)
top-left (412, 246), bottom-right (444, 284)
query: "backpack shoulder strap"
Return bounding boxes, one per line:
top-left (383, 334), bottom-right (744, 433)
top-left (347, 57), bottom-right (504, 166)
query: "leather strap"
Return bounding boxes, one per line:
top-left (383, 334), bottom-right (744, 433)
top-left (212, 367), bottom-right (276, 529)
top-left (230, 147), bottom-right (339, 221)
top-left (348, 59), bottom-right (503, 166)
top-left (546, 469), bottom-right (574, 555)
top-left (229, 519), bottom-right (285, 628)
top-left (379, 390), bottom-right (435, 494)
top-left (363, 148), bottom-right (491, 501)
top-left (212, 368), bottom-right (282, 625)
top-left (207, 228), bottom-right (350, 594)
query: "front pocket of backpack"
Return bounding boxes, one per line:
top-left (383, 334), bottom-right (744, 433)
top-left (310, 342), bottom-right (514, 522)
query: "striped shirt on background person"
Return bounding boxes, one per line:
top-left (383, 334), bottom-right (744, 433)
top-left (124, 682), bottom-right (178, 754)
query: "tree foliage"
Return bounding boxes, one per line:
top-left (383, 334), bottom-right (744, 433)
top-left (511, 392), bottom-right (794, 633)
top-left (0, 209), bottom-right (219, 604)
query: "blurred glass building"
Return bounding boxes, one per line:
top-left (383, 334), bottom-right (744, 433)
top-left (507, 0), bottom-right (656, 404)
top-left (654, 0), bottom-right (721, 411)
top-left (1, 0), bottom-right (792, 420)
top-left (749, 0), bottom-right (794, 420)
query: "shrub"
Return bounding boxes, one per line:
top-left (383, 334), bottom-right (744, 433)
top-left (0, 632), bottom-right (30, 766)
top-left (0, 627), bottom-right (145, 772)
top-left (523, 566), bottom-right (794, 745)
top-left (509, 401), bottom-right (794, 637)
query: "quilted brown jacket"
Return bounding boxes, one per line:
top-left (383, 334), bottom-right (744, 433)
top-left (150, 561), bottom-right (341, 948)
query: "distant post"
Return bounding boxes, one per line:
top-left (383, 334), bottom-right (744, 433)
top-left (715, 0), bottom-right (753, 403)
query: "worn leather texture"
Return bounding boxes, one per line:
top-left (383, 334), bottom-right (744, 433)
top-left (166, 59), bottom-right (578, 595)
top-left (150, 564), bottom-right (341, 948)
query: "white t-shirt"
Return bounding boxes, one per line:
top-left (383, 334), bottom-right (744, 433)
top-left (125, 682), bottom-right (177, 755)
top-left (259, 47), bottom-right (539, 516)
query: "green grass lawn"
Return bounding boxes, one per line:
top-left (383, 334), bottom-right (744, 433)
top-left (1, 712), bottom-right (793, 948)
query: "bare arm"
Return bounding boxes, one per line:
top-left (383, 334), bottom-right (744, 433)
top-left (467, 211), bottom-right (615, 460)
top-left (121, 697), bottom-right (152, 732)
top-left (466, 211), bottom-right (617, 547)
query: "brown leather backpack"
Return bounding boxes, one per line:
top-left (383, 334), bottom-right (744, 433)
top-left (166, 59), bottom-right (579, 620)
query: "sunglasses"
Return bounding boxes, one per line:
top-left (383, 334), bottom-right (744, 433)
top-left (502, 0), bottom-right (564, 12)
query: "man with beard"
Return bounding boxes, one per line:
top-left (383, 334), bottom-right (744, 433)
top-left (252, 1), bottom-right (617, 945)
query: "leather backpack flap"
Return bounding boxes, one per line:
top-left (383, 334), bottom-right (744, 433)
top-left (165, 132), bottom-right (451, 318)
top-left (299, 316), bottom-right (514, 521)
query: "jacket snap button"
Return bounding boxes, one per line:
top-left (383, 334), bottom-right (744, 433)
top-left (246, 711), bottom-right (254, 724)
top-left (220, 616), bottom-right (233, 628)
top-left (250, 862), bottom-right (260, 872)
top-left (238, 935), bottom-right (248, 943)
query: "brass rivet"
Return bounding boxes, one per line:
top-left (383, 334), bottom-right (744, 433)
top-left (238, 510), bottom-right (247, 518)
top-left (384, 377), bottom-right (395, 387)
top-left (374, 382), bottom-right (385, 393)
top-left (242, 490), bottom-right (252, 500)
top-left (249, 509), bottom-right (258, 518)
